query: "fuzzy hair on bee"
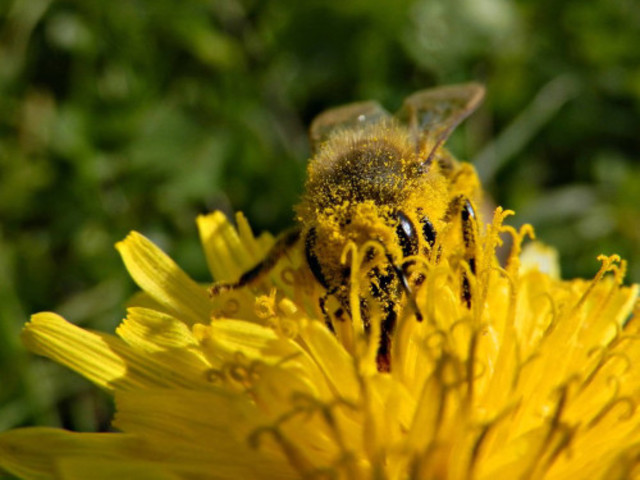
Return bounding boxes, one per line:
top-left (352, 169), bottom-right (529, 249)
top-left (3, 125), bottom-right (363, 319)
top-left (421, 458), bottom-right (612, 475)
top-left (211, 83), bottom-right (485, 372)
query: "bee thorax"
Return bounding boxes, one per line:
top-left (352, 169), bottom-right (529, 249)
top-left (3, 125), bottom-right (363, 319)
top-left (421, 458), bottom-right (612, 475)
top-left (302, 125), bottom-right (423, 212)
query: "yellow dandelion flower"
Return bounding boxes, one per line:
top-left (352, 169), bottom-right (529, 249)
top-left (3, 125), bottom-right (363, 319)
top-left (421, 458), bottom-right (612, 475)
top-left (0, 204), bottom-right (638, 480)
top-left (2, 84), bottom-right (639, 479)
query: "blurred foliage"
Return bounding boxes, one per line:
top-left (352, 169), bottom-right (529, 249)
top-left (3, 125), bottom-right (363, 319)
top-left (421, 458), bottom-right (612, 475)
top-left (1, 0), bottom-right (639, 442)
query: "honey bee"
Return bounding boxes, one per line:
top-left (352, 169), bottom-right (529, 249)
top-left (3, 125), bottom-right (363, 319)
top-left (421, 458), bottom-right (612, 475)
top-left (212, 83), bottom-right (485, 372)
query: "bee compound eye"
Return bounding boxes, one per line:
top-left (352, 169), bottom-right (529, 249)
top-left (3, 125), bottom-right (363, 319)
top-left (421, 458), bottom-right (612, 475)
top-left (461, 199), bottom-right (476, 221)
top-left (395, 210), bottom-right (419, 258)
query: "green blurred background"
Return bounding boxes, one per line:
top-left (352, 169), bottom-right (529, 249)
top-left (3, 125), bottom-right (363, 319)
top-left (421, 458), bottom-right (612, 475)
top-left (1, 0), bottom-right (639, 438)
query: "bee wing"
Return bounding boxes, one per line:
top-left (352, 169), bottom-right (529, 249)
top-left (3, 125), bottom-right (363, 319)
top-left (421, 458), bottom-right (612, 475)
top-left (309, 101), bottom-right (391, 152)
top-left (398, 83), bottom-right (485, 164)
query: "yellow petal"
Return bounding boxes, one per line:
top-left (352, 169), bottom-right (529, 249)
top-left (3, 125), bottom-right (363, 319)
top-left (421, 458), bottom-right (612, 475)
top-left (519, 241), bottom-right (561, 279)
top-left (197, 211), bottom-right (273, 282)
top-left (298, 320), bottom-right (360, 402)
top-left (113, 388), bottom-right (260, 442)
top-left (193, 319), bottom-right (304, 367)
top-left (57, 460), bottom-right (180, 480)
top-left (116, 307), bottom-right (212, 388)
top-left (116, 232), bottom-right (211, 326)
top-left (192, 318), bottom-right (331, 404)
top-left (0, 428), bottom-right (149, 480)
top-left (24, 312), bottom-right (207, 391)
top-left (235, 211), bottom-right (275, 259)
top-left (113, 389), bottom-right (298, 479)
top-left (23, 312), bottom-right (129, 392)
top-left (117, 307), bottom-right (202, 353)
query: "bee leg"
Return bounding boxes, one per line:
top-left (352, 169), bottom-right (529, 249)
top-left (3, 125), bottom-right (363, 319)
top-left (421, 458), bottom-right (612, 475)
top-left (367, 268), bottom-right (397, 372)
top-left (210, 228), bottom-right (301, 295)
top-left (460, 199), bottom-right (477, 308)
top-left (376, 304), bottom-right (397, 373)
top-left (318, 290), bottom-right (339, 333)
top-left (445, 195), bottom-right (478, 308)
top-left (369, 239), bottom-right (424, 321)
top-left (384, 254), bottom-right (423, 322)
